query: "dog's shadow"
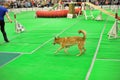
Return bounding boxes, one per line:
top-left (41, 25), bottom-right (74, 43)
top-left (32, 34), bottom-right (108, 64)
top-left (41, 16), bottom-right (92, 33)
top-left (53, 52), bottom-right (86, 57)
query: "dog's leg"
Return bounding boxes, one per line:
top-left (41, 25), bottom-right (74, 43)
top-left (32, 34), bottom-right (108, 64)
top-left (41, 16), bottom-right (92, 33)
top-left (83, 47), bottom-right (86, 53)
top-left (64, 47), bottom-right (69, 55)
top-left (76, 44), bottom-right (83, 56)
top-left (54, 47), bottom-right (63, 54)
top-left (76, 48), bottom-right (82, 56)
top-left (77, 47), bottom-right (86, 56)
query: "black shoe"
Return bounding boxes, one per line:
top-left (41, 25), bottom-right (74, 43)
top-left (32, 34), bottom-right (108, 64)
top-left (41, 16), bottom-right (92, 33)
top-left (5, 40), bottom-right (9, 43)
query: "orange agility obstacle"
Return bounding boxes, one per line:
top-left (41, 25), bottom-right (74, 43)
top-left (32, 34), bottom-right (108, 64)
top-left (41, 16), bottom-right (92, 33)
top-left (36, 8), bottom-right (81, 18)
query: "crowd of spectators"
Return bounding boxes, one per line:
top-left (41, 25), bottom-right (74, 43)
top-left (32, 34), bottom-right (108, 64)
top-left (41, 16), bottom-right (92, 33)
top-left (0, 0), bottom-right (54, 8)
top-left (0, 0), bottom-right (120, 9)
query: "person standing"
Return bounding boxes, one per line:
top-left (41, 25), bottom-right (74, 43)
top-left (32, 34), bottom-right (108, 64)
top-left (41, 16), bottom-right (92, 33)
top-left (0, 3), bottom-right (12, 42)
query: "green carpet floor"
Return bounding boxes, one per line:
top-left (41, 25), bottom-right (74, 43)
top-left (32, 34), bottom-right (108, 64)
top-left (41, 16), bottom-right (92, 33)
top-left (0, 9), bottom-right (120, 80)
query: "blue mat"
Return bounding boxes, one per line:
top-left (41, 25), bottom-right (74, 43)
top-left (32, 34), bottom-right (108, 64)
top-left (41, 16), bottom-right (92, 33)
top-left (0, 53), bottom-right (21, 67)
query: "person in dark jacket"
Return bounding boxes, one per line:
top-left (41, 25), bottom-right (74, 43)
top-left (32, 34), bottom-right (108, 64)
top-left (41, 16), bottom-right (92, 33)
top-left (0, 3), bottom-right (12, 42)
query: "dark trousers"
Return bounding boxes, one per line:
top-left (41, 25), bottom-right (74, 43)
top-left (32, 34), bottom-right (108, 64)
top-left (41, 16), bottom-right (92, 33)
top-left (0, 20), bottom-right (9, 42)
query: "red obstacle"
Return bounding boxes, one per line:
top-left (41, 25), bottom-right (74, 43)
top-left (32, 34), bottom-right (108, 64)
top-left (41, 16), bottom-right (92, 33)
top-left (36, 8), bottom-right (81, 18)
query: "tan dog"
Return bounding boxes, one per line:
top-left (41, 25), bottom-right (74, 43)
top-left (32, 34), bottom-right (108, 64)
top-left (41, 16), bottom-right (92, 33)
top-left (53, 30), bottom-right (86, 56)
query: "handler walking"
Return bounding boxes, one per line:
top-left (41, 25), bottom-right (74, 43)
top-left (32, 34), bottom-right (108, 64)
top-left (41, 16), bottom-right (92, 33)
top-left (0, 3), bottom-right (12, 42)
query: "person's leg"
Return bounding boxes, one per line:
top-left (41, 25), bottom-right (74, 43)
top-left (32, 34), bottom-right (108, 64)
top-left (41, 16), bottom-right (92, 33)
top-left (0, 20), bottom-right (9, 42)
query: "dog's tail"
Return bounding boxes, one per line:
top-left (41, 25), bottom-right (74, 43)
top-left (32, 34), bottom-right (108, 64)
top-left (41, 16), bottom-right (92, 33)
top-left (78, 30), bottom-right (86, 39)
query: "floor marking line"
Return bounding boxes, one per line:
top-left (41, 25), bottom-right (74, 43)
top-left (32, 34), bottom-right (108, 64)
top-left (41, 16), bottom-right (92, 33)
top-left (30, 20), bottom-right (80, 54)
top-left (96, 58), bottom-right (120, 62)
top-left (0, 52), bottom-right (30, 54)
top-left (85, 16), bottom-right (109, 80)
